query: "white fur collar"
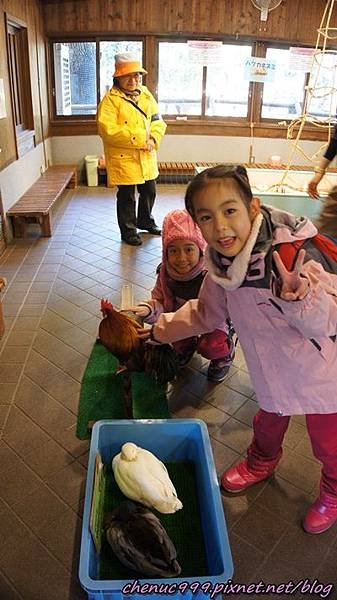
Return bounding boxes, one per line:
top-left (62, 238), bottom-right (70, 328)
top-left (206, 213), bottom-right (264, 290)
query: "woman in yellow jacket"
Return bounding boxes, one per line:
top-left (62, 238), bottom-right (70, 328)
top-left (97, 53), bottom-right (167, 246)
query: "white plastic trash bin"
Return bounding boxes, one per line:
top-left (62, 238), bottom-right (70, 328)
top-left (85, 155), bottom-right (99, 186)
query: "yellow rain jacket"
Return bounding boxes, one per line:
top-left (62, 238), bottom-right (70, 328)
top-left (97, 85), bottom-right (166, 187)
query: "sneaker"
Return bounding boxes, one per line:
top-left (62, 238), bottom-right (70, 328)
top-left (207, 359), bottom-right (231, 383)
top-left (122, 234), bottom-right (142, 246)
top-left (221, 459), bottom-right (275, 493)
top-left (303, 498), bottom-right (337, 534)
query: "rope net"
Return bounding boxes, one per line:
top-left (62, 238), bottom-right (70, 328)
top-left (265, 0), bottom-right (337, 194)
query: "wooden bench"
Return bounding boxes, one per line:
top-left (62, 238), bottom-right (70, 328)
top-left (7, 165), bottom-right (77, 238)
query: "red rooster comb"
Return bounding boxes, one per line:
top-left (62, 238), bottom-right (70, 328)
top-left (101, 298), bottom-right (113, 316)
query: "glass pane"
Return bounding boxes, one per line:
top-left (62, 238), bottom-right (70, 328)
top-left (100, 41), bottom-right (143, 99)
top-left (307, 50), bottom-right (337, 119)
top-left (158, 42), bottom-right (203, 115)
top-left (261, 48), bottom-right (306, 119)
top-left (53, 42), bottom-right (96, 115)
top-left (206, 44), bottom-right (252, 117)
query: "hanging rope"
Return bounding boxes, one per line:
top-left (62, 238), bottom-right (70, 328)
top-left (267, 0), bottom-right (337, 194)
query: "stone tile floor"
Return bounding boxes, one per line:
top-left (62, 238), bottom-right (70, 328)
top-left (0, 185), bottom-right (336, 600)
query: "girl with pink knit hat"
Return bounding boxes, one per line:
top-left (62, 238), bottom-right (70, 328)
top-left (131, 208), bottom-right (235, 382)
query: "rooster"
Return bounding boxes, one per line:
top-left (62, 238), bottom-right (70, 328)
top-left (98, 299), bottom-right (179, 417)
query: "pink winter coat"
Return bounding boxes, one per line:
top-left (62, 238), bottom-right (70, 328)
top-left (141, 209), bottom-right (207, 324)
top-left (153, 207), bottom-right (337, 416)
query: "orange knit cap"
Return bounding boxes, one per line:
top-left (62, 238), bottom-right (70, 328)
top-left (113, 52), bottom-right (147, 78)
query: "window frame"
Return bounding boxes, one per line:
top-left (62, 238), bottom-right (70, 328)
top-left (48, 35), bottom-right (146, 122)
top-left (156, 37), bottom-right (256, 123)
top-left (5, 13), bottom-right (35, 157)
top-left (47, 34), bottom-right (332, 142)
top-left (258, 41), bottom-right (311, 124)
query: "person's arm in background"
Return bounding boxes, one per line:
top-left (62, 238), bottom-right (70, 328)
top-left (308, 126), bottom-right (337, 199)
top-left (147, 93), bottom-right (167, 151)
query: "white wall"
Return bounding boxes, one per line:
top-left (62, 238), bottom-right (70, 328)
top-left (0, 139), bottom-right (52, 212)
top-left (0, 133), bottom-right (329, 212)
top-left (50, 133), bottom-right (325, 169)
top-left (51, 136), bottom-right (104, 175)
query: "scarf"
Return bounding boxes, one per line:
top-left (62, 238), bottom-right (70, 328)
top-left (206, 212), bottom-right (270, 290)
top-left (152, 256), bottom-right (205, 312)
top-left (123, 88), bottom-right (141, 103)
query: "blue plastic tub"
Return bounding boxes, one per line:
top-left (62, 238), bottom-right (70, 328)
top-left (79, 419), bottom-right (233, 600)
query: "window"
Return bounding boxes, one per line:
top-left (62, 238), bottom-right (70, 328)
top-left (49, 35), bottom-right (329, 143)
top-left (52, 40), bottom-right (143, 117)
top-left (206, 45), bottom-right (252, 117)
top-left (6, 16), bottom-right (35, 156)
top-left (261, 47), bottom-right (307, 120)
top-left (158, 41), bottom-right (252, 118)
top-left (158, 43), bottom-right (203, 115)
top-left (308, 50), bottom-right (337, 119)
top-left (54, 42), bottom-right (97, 115)
top-left (100, 41), bottom-right (142, 100)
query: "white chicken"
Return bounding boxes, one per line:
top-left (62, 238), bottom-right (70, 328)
top-left (112, 442), bottom-right (183, 514)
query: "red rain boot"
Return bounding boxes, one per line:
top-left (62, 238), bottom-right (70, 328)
top-left (303, 495), bottom-right (337, 534)
top-left (221, 458), bottom-right (276, 493)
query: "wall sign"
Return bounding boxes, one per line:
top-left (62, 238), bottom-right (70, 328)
top-left (187, 40), bottom-right (223, 66)
top-left (289, 47), bottom-right (316, 72)
top-left (244, 56), bottom-right (276, 83)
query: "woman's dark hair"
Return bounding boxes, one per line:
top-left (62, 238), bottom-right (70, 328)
top-left (185, 164), bottom-right (253, 218)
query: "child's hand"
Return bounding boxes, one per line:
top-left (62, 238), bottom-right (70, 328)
top-left (273, 249), bottom-right (309, 301)
top-left (137, 326), bottom-right (152, 340)
top-left (136, 325), bottom-right (162, 344)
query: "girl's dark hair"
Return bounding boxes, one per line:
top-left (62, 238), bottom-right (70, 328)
top-left (185, 164), bottom-right (253, 218)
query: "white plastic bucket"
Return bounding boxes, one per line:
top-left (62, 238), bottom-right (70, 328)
top-left (85, 155), bottom-right (99, 186)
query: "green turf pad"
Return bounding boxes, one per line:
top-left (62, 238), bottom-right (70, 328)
top-left (132, 372), bottom-right (170, 420)
top-left (100, 461), bottom-right (208, 580)
top-left (76, 342), bottom-right (124, 439)
top-left (77, 342), bottom-right (170, 440)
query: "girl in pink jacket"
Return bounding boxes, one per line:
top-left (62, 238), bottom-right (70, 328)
top-left (132, 208), bottom-right (235, 383)
top-left (143, 164), bottom-right (337, 535)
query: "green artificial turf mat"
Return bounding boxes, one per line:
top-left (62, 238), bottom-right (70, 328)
top-left (77, 342), bottom-right (170, 439)
top-left (99, 461), bottom-right (208, 580)
top-left (131, 372), bottom-right (171, 420)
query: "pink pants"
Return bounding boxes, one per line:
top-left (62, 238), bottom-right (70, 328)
top-left (173, 329), bottom-right (231, 361)
top-left (248, 409), bottom-right (337, 500)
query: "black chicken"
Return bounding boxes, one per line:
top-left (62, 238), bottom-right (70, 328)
top-left (104, 500), bottom-right (181, 578)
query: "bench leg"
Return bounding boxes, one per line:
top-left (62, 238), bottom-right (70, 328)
top-left (41, 214), bottom-right (52, 237)
top-left (67, 171), bottom-right (77, 188)
top-left (12, 217), bottom-right (25, 238)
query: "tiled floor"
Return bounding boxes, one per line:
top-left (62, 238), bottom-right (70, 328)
top-left (0, 185), bottom-right (336, 600)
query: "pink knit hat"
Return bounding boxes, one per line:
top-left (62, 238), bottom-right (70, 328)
top-left (162, 209), bottom-right (206, 258)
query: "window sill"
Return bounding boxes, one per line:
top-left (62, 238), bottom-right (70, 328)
top-left (49, 118), bottom-right (328, 142)
top-left (163, 119), bottom-right (328, 141)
